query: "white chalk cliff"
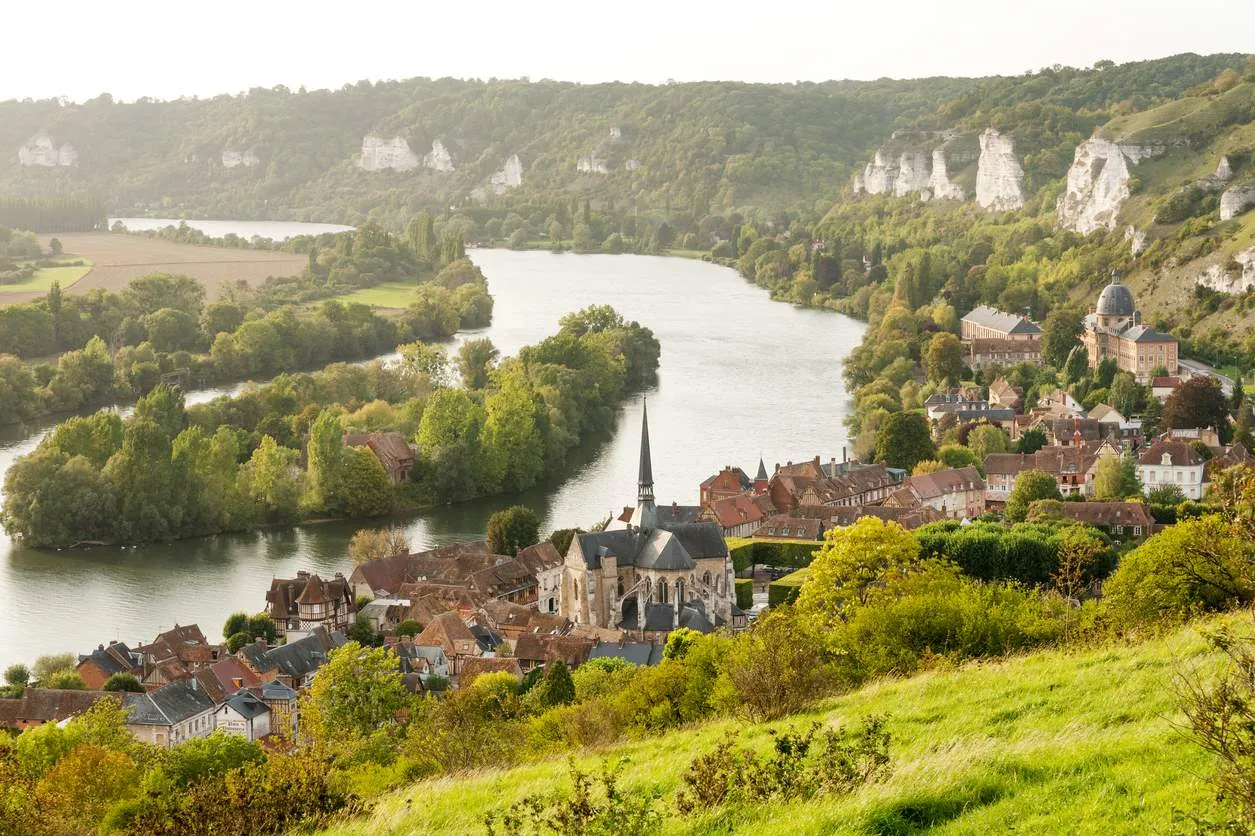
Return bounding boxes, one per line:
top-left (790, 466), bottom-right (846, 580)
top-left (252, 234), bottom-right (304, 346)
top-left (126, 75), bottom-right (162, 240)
top-left (854, 149), bottom-right (898, 195)
top-left (892, 151), bottom-right (932, 198)
top-left (1220, 185), bottom-right (1255, 222)
top-left (221, 149), bottom-right (260, 168)
top-left (577, 153), bottom-right (609, 175)
top-left (1198, 246), bottom-right (1255, 294)
top-left (490, 155), bottom-right (523, 194)
top-left (851, 135), bottom-right (989, 204)
top-left (19, 132), bottom-right (77, 167)
top-left (928, 145), bottom-right (966, 201)
top-left (974, 129), bottom-right (1025, 211)
top-left (423, 140), bottom-right (455, 172)
top-left (357, 135), bottom-right (420, 172)
top-left (1056, 138), bottom-right (1165, 233)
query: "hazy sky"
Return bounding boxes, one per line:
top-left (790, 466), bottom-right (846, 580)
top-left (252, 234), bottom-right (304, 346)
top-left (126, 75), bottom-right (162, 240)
top-left (4, 0), bottom-right (1252, 102)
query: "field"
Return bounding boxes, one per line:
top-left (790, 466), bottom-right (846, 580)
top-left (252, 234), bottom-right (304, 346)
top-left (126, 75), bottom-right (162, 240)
top-left (333, 281), bottom-right (420, 309)
top-left (320, 615), bottom-right (1234, 835)
top-left (0, 233), bottom-right (307, 306)
top-left (0, 259), bottom-right (93, 295)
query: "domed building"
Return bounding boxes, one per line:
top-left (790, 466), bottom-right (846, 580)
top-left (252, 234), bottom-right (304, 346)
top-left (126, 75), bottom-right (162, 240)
top-left (1081, 275), bottom-right (1177, 380)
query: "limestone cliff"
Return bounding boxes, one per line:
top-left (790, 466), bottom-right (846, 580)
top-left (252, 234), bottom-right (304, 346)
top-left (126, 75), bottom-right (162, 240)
top-left (423, 140), bottom-right (455, 172)
top-left (854, 149), bottom-right (899, 195)
top-left (577, 153), bottom-right (609, 175)
top-left (1220, 184), bottom-right (1255, 222)
top-left (490, 154), bottom-right (523, 194)
top-left (221, 149), bottom-right (260, 168)
top-left (892, 151), bottom-right (932, 198)
top-left (358, 135), bottom-right (420, 172)
top-left (18, 132), bottom-right (77, 167)
top-left (974, 129), bottom-right (1025, 211)
top-left (850, 132), bottom-right (996, 205)
top-left (1197, 246), bottom-right (1255, 294)
top-left (928, 145), bottom-right (967, 201)
top-left (1056, 138), bottom-right (1166, 233)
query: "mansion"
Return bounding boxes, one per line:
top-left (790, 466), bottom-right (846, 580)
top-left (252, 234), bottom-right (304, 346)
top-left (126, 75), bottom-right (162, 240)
top-left (560, 403), bottom-right (736, 633)
top-left (1081, 276), bottom-right (1177, 380)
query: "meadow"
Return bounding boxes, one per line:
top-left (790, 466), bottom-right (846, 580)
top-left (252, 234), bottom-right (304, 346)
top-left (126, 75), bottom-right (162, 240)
top-left (320, 615), bottom-right (1231, 835)
top-left (0, 258), bottom-right (93, 295)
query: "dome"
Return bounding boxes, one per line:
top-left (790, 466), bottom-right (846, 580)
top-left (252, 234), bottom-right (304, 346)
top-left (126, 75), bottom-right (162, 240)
top-left (1096, 278), bottom-right (1135, 317)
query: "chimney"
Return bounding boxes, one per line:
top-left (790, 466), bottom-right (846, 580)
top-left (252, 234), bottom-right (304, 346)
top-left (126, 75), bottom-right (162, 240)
top-left (254, 637), bottom-right (267, 649)
top-left (232, 677), bottom-right (244, 689)
top-left (842, 446), bottom-right (848, 463)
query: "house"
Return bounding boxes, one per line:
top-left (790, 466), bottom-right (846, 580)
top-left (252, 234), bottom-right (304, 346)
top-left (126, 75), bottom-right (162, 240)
top-left (884, 466), bottom-right (986, 520)
top-left (800, 504), bottom-right (945, 530)
top-left (476, 599), bottom-right (570, 641)
top-left (699, 465), bottom-right (755, 504)
top-left (250, 679), bottom-right (299, 736)
top-left (123, 679), bottom-right (217, 748)
top-left (1138, 437), bottom-right (1209, 500)
top-left (343, 431), bottom-right (417, 485)
top-left (512, 634), bottom-right (595, 672)
top-left (752, 515), bottom-right (825, 541)
top-left (517, 542), bottom-right (565, 614)
top-left (459, 657), bottom-right (523, 687)
top-left (236, 626), bottom-right (346, 690)
top-left (192, 656), bottom-right (261, 704)
top-left (265, 571), bottom-right (356, 641)
top-left (415, 612), bottom-right (480, 675)
top-left (699, 492), bottom-right (772, 538)
top-left (392, 638), bottom-right (451, 684)
top-left (76, 642), bottom-right (144, 690)
top-left (214, 690), bottom-right (271, 742)
top-left (348, 542), bottom-right (546, 606)
top-left (138, 624), bottom-right (222, 688)
top-left (561, 404), bottom-right (735, 634)
top-left (1081, 276), bottom-right (1178, 380)
top-left (966, 337), bottom-right (1043, 370)
top-left (984, 445), bottom-right (1110, 503)
top-left (1035, 389), bottom-right (1087, 420)
top-left (768, 459), bottom-right (902, 513)
top-left (0, 689), bottom-right (116, 731)
top-left (587, 640), bottom-right (665, 667)
top-left (1152, 376), bottom-right (1184, 402)
top-left (988, 377), bottom-right (1024, 412)
top-left (1024, 417), bottom-right (1142, 450)
top-left (960, 305), bottom-right (1041, 342)
top-left (1056, 502), bottom-right (1154, 541)
top-left (359, 598), bottom-right (413, 634)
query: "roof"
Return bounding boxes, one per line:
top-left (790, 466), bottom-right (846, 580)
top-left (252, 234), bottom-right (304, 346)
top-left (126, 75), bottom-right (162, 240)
top-left (1139, 438), bottom-right (1206, 467)
top-left (513, 634), bottom-right (594, 666)
top-left (752, 515), bottom-right (824, 540)
top-left (571, 521), bottom-right (726, 572)
top-left (638, 400), bottom-right (653, 489)
top-left (0, 689), bottom-right (117, 727)
top-left (755, 458), bottom-right (769, 481)
top-left (984, 446), bottom-right (1102, 478)
top-left (195, 657), bottom-right (262, 703)
top-left (238, 627), bottom-right (346, 681)
top-left (344, 431), bottom-right (415, 470)
top-left (962, 305), bottom-right (1041, 335)
top-left (699, 467), bottom-right (752, 490)
top-left (348, 541), bottom-right (497, 596)
top-left (1096, 277), bottom-right (1136, 317)
top-left (268, 573), bottom-right (353, 614)
top-left (515, 541), bottom-right (564, 574)
top-left (221, 690), bottom-right (270, 720)
top-left (124, 680), bottom-right (216, 726)
top-left (968, 337), bottom-right (1043, 355)
top-left (1058, 502), bottom-right (1153, 529)
top-left (253, 679), bottom-right (297, 701)
top-left (1087, 404), bottom-right (1125, 424)
top-left (77, 642), bottom-right (138, 678)
top-left (903, 466), bottom-right (985, 500)
top-left (799, 504), bottom-right (944, 530)
top-left (588, 642), bottom-right (664, 666)
top-left (415, 612), bottom-right (478, 655)
top-left (1122, 324), bottom-right (1176, 343)
top-left (704, 493), bottom-right (769, 529)
top-left (460, 657), bottom-right (523, 685)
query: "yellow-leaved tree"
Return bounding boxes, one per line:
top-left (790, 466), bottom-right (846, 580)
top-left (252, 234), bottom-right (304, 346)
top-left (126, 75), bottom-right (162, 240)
top-left (795, 516), bottom-right (922, 628)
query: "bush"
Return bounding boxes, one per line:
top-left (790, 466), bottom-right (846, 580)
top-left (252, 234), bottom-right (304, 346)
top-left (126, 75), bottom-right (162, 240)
top-left (730, 540), bottom-right (821, 573)
top-left (735, 578), bottom-right (754, 611)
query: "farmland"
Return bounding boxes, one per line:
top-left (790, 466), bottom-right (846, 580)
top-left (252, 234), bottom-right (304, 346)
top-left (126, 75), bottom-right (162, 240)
top-left (0, 259), bottom-right (93, 295)
top-left (0, 233), bottom-right (306, 305)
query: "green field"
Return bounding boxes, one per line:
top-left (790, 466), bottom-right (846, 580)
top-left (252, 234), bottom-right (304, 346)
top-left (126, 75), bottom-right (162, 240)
top-left (321, 616), bottom-right (1232, 835)
top-left (333, 281), bottom-right (420, 309)
top-left (0, 259), bottom-right (93, 294)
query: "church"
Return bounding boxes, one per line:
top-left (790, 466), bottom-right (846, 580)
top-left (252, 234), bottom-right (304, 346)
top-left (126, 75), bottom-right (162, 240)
top-left (559, 403), bottom-right (737, 633)
top-left (1081, 275), bottom-right (1178, 381)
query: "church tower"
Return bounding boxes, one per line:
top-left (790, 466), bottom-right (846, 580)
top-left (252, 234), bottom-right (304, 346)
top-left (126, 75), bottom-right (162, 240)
top-left (629, 400), bottom-right (658, 532)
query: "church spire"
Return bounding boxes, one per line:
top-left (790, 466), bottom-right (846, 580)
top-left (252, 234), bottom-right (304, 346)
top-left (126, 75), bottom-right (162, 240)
top-left (637, 398), bottom-right (654, 504)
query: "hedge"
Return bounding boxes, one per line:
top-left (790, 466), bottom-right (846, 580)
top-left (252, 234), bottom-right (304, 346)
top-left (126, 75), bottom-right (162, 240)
top-left (768, 568), bottom-right (810, 607)
top-left (730, 540), bottom-right (822, 573)
top-left (735, 578), bottom-right (754, 611)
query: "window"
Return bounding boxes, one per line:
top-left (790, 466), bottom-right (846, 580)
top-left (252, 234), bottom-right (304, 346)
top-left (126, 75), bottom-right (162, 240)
top-left (1134, 526), bottom-right (1142, 536)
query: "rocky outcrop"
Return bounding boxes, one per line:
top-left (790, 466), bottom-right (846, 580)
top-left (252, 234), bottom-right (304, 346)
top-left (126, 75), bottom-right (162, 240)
top-left (577, 153), bottom-right (609, 174)
top-left (490, 154), bottom-right (523, 194)
top-left (625, 159), bottom-right (641, 172)
top-left (1124, 225), bottom-right (1148, 255)
top-left (1216, 156), bottom-right (1234, 181)
top-left (358, 135), bottom-right (420, 172)
top-left (1220, 185), bottom-right (1255, 222)
top-left (1198, 246), bottom-right (1255, 294)
top-left (928, 145), bottom-right (966, 201)
top-left (975, 129), bottom-right (1025, 211)
top-left (850, 133), bottom-right (988, 204)
top-left (221, 149), bottom-right (259, 168)
top-left (892, 151), bottom-right (931, 198)
top-left (18, 132), bottom-right (77, 167)
top-left (1056, 138), bottom-right (1166, 234)
top-left (423, 140), bottom-right (455, 172)
top-left (854, 149), bottom-right (898, 195)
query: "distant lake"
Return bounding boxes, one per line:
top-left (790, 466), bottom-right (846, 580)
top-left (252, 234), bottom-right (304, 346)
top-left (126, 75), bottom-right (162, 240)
top-left (110, 218), bottom-right (354, 240)
top-left (0, 251), bottom-right (865, 666)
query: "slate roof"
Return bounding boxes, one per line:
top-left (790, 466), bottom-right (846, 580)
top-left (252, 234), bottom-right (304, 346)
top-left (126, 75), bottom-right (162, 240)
top-left (78, 642), bottom-right (139, 678)
top-left (0, 689), bottom-right (117, 728)
top-left (254, 679), bottom-right (297, 701)
top-left (1122, 324), bottom-right (1176, 343)
top-left (1139, 438), bottom-right (1206, 467)
top-left (460, 657), bottom-right (523, 685)
top-left (124, 680), bottom-right (215, 726)
top-left (238, 627), bottom-right (345, 682)
top-left (572, 521), bottom-right (727, 572)
top-left (1096, 278), bottom-right (1136, 317)
top-left (221, 690), bottom-right (270, 720)
top-left (962, 305), bottom-right (1041, 335)
top-left (588, 642), bottom-right (664, 666)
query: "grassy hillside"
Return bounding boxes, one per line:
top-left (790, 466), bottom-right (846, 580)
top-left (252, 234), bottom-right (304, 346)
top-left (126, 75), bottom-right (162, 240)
top-left (322, 616), bottom-right (1233, 835)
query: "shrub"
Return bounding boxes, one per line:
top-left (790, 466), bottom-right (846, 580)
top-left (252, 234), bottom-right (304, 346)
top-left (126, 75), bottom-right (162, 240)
top-left (484, 758), bottom-right (663, 836)
top-left (735, 578), bottom-right (754, 611)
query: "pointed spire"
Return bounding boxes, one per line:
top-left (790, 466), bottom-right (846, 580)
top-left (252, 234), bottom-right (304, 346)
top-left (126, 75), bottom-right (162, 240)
top-left (755, 456), bottom-right (768, 482)
top-left (637, 398), bottom-right (654, 503)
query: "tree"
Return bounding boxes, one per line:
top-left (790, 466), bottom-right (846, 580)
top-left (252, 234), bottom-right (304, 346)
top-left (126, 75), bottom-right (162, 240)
top-left (348, 527), bottom-right (410, 565)
top-left (936, 444), bottom-right (980, 470)
top-left (1147, 484), bottom-right (1187, 506)
top-left (398, 340), bottom-right (452, 389)
top-left (924, 333), bottom-right (964, 385)
top-left (302, 642), bottom-right (409, 745)
top-left (240, 435), bottom-right (302, 523)
top-left (487, 505), bottom-right (541, 556)
top-left (874, 412), bottom-right (936, 473)
top-left (1164, 376), bottom-right (1230, 438)
top-left (102, 673), bottom-right (144, 692)
top-left (33, 653), bottom-right (76, 682)
top-left (456, 338), bottom-right (498, 389)
top-left (718, 607), bottom-right (844, 720)
top-left (796, 517), bottom-right (921, 626)
top-left (912, 459), bottom-right (947, 475)
top-left (1109, 372), bottom-right (1146, 418)
top-left (1233, 375), bottom-right (1246, 412)
top-left (43, 670), bottom-right (87, 690)
top-left (1005, 470), bottom-right (1062, 522)
top-left (535, 660), bottom-right (576, 708)
top-left (549, 528), bottom-right (579, 555)
top-left (341, 446), bottom-right (393, 518)
top-left (416, 388), bottom-right (488, 501)
top-left (967, 424), bottom-right (1011, 462)
top-left (1052, 527), bottom-right (1107, 603)
top-left (1062, 345), bottom-right (1089, 385)
top-left (347, 614), bottom-right (379, 646)
top-left (305, 410), bottom-right (345, 512)
top-left (4, 663), bottom-right (30, 687)
top-left (1042, 307), bottom-right (1083, 367)
top-left (1015, 428), bottom-right (1048, 454)
top-left (1093, 450), bottom-right (1142, 500)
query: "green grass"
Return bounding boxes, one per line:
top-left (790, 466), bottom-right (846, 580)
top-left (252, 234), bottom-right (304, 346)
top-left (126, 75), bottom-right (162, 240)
top-left (331, 281), bottom-right (421, 309)
top-left (0, 259), bottom-right (93, 294)
top-left (321, 616), bottom-right (1235, 835)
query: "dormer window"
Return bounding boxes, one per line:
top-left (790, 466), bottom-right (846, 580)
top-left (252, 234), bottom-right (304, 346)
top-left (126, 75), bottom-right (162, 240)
top-left (1161, 453), bottom-right (1172, 466)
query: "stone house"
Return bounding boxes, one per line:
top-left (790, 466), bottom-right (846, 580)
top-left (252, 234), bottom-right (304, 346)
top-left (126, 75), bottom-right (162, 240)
top-left (1138, 437), bottom-right (1209, 500)
top-left (884, 466), bottom-right (986, 520)
top-left (76, 642), bottom-right (144, 690)
top-left (960, 305), bottom-right (1041, 342)
top-left (517, 542), bottom-right (566, 614)
top-left (214, 690), bottom-right (271, 742)
top-left (343, 431), bottom-right (417, 485)
top-left (1055, 501), bottom-right (1154, 541)
top-left (415, 612), bottom-right (480, 675)
top-left (699, 492), bottom-right (772, 538)
top-left (123, 679), bottom-right (217, 748)
top-left (966, 337), bottom-right (1043, 370)
top-left (0, 689), bottom-right (116, 731)
top-left (1081, 276), bottom-right (1178, 380)
top-left (265, 571), bottom-right (356, 641)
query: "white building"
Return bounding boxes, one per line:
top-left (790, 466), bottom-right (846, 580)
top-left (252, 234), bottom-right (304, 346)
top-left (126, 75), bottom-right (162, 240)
top-left (214, 691), bottom-right (272, 742)
top-left (1137, 437), bottom-right (1208, 500)
top-left (123, 680), bottom-right (217, 748)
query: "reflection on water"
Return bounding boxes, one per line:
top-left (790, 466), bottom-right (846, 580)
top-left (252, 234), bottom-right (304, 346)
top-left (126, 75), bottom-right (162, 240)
top-left (0, 251), bottom-right (865, 665)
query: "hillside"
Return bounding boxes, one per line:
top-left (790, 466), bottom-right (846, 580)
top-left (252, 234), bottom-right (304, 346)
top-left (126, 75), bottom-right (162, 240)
top-left (321, 617), bottom-right (1229, 835)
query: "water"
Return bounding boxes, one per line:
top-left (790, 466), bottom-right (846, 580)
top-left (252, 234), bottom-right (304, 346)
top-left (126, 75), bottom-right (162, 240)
top-left (0, 251), bottom-right (864, 666)
top-left (109, 218), bottom-right (354, 241)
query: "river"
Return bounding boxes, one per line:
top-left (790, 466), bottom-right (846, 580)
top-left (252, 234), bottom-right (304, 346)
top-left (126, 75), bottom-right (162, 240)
top-left (0, 249), bottom-right (865, 667)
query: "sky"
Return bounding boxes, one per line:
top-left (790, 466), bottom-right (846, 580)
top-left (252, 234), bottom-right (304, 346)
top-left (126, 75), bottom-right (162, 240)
top-left (3, 0), bottom-right (1252, 103)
